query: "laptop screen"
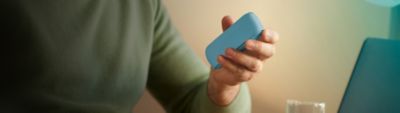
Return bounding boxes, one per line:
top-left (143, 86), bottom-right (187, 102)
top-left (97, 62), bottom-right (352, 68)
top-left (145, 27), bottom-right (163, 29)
top-left (338, 38), bottom-right (400, 113)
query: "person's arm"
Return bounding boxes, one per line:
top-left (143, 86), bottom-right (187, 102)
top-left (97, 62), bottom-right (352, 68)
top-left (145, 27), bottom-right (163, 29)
top-left (208, 15), bottom-right (279, 106)
top-left (147, 1), bottom-right (252, 113)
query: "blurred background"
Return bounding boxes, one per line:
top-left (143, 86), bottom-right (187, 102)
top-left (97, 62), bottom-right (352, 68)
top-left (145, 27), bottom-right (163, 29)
top-left (134, 0), bottom-right (393, 113)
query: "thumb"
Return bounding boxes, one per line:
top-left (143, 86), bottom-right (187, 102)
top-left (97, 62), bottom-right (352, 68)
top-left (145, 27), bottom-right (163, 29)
top-left (221, 16), bottom-right (234, 31)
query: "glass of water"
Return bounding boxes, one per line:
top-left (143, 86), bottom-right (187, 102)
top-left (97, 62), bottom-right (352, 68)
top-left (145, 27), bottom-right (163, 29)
top-left (286, 100), bottom-right (325, 113)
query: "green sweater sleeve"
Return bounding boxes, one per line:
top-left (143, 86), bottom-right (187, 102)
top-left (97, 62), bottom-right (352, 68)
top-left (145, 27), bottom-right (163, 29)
top-left (146, 1), bottom-right (252, 113)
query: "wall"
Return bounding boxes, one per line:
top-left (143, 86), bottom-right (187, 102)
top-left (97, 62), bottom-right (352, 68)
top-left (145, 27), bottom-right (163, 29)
top-left (391, 5), bottom-right (400, 39)
top-left (134, 0), bottom-right (390, 113)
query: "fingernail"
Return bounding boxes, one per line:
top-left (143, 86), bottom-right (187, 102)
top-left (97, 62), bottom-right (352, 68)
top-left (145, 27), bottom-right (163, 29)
top-left (266, 30), bottom-right (275, 39)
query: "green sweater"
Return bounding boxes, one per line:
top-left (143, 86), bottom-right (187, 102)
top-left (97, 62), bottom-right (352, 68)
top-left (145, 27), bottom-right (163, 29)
top-left (0, 0), bottom-right (251, 113)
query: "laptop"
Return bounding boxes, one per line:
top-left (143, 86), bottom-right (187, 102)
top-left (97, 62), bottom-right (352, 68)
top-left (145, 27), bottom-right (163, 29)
top-left (338, 38), bottom-right (400, 113)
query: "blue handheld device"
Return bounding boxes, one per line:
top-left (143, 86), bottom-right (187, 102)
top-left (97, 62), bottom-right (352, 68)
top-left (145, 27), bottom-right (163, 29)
top-left (206, 12), bottom-right (264, 69)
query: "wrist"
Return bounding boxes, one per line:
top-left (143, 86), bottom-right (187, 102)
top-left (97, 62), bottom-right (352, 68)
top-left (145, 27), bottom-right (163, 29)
top-left (207, 74), bottom-right (241, 106)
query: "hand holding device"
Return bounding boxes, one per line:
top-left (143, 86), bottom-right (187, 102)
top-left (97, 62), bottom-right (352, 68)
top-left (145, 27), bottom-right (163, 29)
top-left (206, 12), bottom-right (264, 69)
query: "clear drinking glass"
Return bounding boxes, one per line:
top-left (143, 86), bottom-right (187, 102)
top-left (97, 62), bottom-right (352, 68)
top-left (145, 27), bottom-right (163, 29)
top-left (286, 100), bottom-right (325, 113)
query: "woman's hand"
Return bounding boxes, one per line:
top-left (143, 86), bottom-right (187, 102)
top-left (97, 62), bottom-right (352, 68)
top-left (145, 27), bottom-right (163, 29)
top-left (208, 15), bottom-right (279, 106)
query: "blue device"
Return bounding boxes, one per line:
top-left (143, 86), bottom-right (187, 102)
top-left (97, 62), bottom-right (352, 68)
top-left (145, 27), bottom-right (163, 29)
top-left (338, 38), bottom-right (400, 113)
top-left (206, 12), bottom-right (264, 69)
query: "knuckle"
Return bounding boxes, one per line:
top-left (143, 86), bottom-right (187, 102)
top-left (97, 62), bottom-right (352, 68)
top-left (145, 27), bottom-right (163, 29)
top-left (229, 49), bottom-right (239, 59)
top-left (219, 59), bottom-right (227, 66)
top-left (239, 71), bottom-right (254, 81)
top-left (233, 53), bottom-right (247, 63)
top-left (249, 61), bottom-right (263, 72)
top-left (235, 66), bottom-right (245, 74)
top-left (245, 40), bottom-right (253, 47)
top-left (252, 41), bottom-right (262, 52)
top-left (257, 41), bottom-right (263, 50)
top-left (233, 50), bottom-right (242, 58)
